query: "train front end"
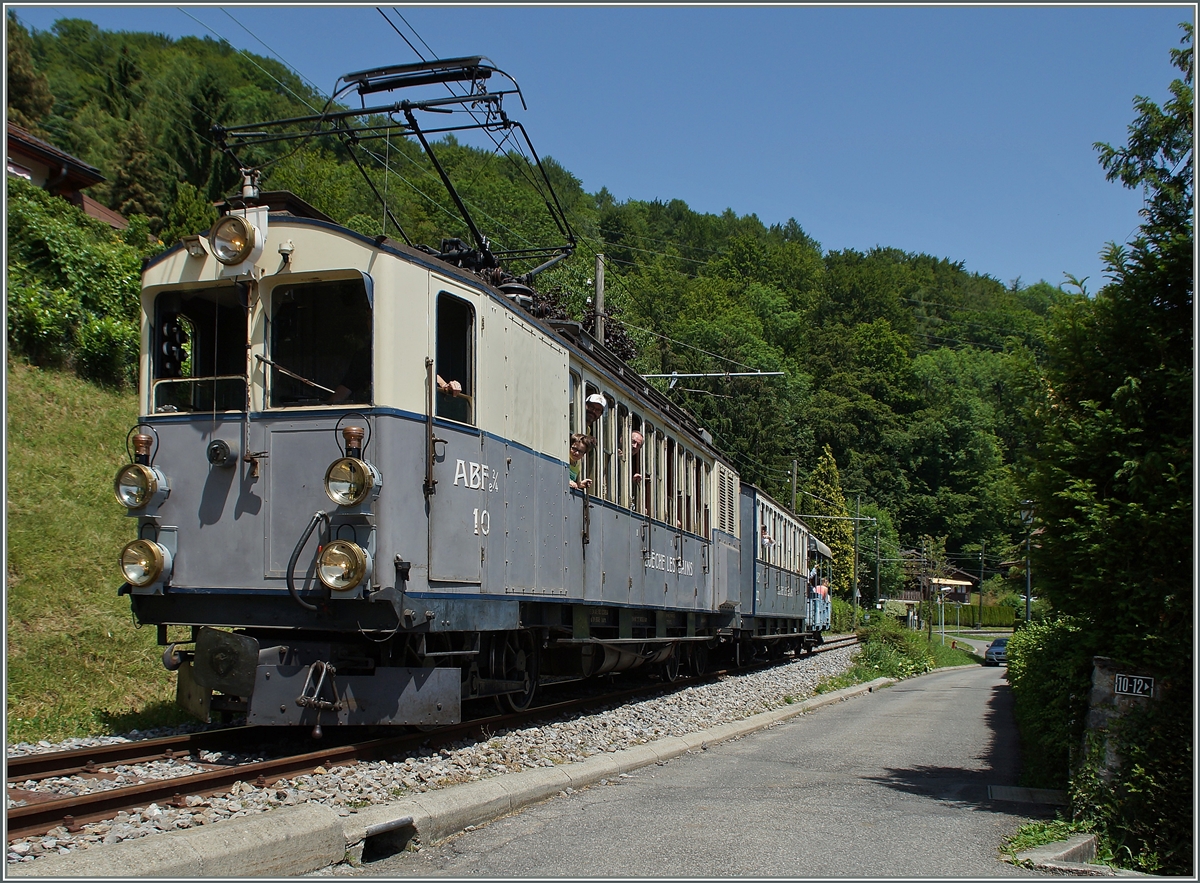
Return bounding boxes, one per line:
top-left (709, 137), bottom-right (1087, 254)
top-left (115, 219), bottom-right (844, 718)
top-left (114, 179), bottom-right (461, 732)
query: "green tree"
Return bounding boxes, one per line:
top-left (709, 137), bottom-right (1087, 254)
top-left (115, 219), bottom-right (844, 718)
top-left (110, 120), bottom-right (164, 226)
top-left (7, 13), bottom-right (55, 132)
top-left (1021, 23), bottom-right (1192, 874)
top-left (158, 180), bottom-right (219, 245)
top-left (801, 445), bottom-right (854, 599)
top-left (1028, 21), bottom-right (1192, 671)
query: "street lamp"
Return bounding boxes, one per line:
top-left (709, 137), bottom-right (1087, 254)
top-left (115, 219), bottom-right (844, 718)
top-left (1019, 500), bottom-right (1034, 623)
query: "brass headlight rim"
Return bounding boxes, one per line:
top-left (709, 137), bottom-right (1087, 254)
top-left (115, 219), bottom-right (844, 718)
top-left (120, 539), bottom-right (166, 587)
top-left (209, 215), bottom-right (255, 266)
top-left (114, 463), bottom-right (157, 510)
top-left (316, 539), bottom-right (368, 591)
top-left (324, 457), bottom-right (372, 507)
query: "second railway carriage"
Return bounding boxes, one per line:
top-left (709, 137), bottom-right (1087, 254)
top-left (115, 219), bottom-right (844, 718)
top-left (112, 57), bottom-right (834, 733)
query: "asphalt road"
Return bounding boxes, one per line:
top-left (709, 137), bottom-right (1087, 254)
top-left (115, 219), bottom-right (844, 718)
top-left (348, 665), bottom-right (1054, 878)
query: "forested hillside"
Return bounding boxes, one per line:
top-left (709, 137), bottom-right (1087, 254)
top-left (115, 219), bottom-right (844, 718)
top-left (10, 13), bottom-right (1063, 596)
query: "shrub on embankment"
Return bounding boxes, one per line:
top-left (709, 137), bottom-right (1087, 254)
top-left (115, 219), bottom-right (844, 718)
top-left (6, 175), bottom-right (151, 388)
top-left (816, 616), bottom-right (976, 693)
top-left (1007, 618), bottom-right (1193, 875)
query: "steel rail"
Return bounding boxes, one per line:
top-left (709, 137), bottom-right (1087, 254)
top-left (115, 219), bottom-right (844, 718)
top-left (6, 726), bottom-right (263, 783)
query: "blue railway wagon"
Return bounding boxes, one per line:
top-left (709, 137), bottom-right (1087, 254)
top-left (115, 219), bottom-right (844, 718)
top-left (737, 485), bottom-right (833, 658)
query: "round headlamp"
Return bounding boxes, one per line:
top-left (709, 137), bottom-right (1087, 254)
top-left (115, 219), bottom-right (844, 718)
top-left (317, 540), bottom-right (368, 591)
top-left (324, 457), bottom-right (376, 507)
top-left (209, 215), bottom-right (256, 265)
top-left (120, 539), bottom-right (169, 587)
top-left (114, 464), bottom-right (158, 509)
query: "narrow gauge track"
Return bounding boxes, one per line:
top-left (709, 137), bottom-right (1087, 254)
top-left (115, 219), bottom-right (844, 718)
top-left (6, 636), bottom-right (858, 842)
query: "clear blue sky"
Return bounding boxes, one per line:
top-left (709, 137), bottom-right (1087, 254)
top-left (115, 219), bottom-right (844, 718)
top-left (11, 4), bottom-right (1192, 290)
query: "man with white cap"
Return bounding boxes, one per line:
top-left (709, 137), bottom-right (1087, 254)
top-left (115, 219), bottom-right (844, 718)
top-left (585, 393), bottom-right (606, 427)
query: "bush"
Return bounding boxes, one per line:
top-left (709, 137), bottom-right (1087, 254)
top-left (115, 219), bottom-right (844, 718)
top-left (1006, 617), bottom-right (1095, 789)
top-left (6, 176), bottom-right (144, 387)
top-left (6, 274), bottom-right (80, 368)
top-left (830, 597), bottom-right (855, 632)
top-left (1067, 671), bottom-right (1193, 875)
top-left (75, 315), bottom-right (140, 388)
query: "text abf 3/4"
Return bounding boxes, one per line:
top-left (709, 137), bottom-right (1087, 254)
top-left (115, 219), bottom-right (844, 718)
top-left (454, 459), bottom-right (499, 492)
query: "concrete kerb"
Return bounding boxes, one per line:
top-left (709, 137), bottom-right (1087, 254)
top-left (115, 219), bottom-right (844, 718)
top-left (9, 677), bottom-right (897, 878)
top-left (1012, 834), bottom-right (1154, 877)
top-left (7, 802), bottom-right (349, 878)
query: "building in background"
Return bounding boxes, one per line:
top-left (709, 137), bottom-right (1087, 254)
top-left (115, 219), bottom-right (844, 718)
top-left (7, 121), bottom-right (127, 229)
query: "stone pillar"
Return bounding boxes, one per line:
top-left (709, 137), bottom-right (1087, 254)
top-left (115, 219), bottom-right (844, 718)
top-left (1084, 656), bottom-right (1156, 781)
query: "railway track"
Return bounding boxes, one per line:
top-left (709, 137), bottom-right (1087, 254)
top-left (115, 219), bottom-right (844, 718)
top-left (6, 636), bottom-right (858, 842)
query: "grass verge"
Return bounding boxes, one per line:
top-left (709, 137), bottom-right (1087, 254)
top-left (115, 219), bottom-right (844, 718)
top-left (7, 360), bottom-right (192, 742)
top-left (816, 617), bottom-right (980, 694)
top-left (1002, 815), bottom-right (1122, 869)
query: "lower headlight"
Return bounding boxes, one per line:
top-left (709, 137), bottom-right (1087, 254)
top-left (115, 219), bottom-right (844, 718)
top-left (114, 464), bottom-right (158, 509)
top-left (317, 540), bottom-right (368, 591)
top-left (120, 539), bottom-right (169, 587)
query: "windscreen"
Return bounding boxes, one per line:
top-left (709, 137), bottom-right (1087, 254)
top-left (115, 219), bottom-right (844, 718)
top-left (152, 286), bottom-right (247, 413)
top-left (269, 278), bottom-right (373, 407)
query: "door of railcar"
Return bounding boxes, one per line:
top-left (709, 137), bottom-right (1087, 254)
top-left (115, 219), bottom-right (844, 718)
top-left (428, 289), bottom-right (483, 584)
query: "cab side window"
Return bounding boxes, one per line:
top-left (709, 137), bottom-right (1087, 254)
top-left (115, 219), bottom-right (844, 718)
top-left (436, 293), bottom-right (474, 424)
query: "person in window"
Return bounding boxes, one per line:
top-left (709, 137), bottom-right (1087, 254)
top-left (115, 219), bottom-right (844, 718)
top-left (436, 373), bottom-right (472, 422)
top-left (629, 430), bottom-right (645, 488)
top-left (327, 346), bottom-right (371, 404)
top-left (761, 525), bottom-right (775, 551)
top-left (569, 433), bottom-right (596, 490)
top-left (585, 393), bottom-right (606, 428)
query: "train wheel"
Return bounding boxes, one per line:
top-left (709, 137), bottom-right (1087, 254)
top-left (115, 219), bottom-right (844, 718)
top-left (492, 630), bottom-right (539, 713)
top-left (689, 644), bottom-right (709, 677)
top-left (660, 650), bottom-right (681, 684)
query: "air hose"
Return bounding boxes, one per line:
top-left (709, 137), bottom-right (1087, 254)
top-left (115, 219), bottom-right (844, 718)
top-left (287, 510), bottom-right (329, 611)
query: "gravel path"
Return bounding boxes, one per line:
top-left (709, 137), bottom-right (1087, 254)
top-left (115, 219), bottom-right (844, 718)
top-left (6, 643), bottom-right (858, 863)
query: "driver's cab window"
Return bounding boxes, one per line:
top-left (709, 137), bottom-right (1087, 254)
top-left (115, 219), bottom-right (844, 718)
top-left (436, 292), bottom-right (475, 424)
top-left (152, 286), bottom-right (247, 413)
top-left (269, 278), bottom-right (372, 407)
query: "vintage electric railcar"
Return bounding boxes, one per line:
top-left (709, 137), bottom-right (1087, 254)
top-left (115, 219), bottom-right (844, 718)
top-left (111, 57), bottom-right (833, 733)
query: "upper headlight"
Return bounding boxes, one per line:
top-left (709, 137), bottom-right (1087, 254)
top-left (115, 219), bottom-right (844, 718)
top-left (324, 457), bottom-right (375, 507)
top-left (317, 540), bottom-right (368, 591)
top-left (114, 464), bottom-right (158, 509)
top-left (209, 215), bottom-right (256, 265)
top-left (120, 539), bottom-right (168, 587)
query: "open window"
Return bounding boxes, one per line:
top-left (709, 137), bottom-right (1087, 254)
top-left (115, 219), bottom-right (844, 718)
top-left (436, 292), bottom-right (475, 424)
top-left (152, 286), bottom-right (247, 413)
top-left (269, 277), bottom-right (372, 407)
top-left (602, 394), bottom-right (616, 502)
top-left (630, 413), bottom-right (645, 514)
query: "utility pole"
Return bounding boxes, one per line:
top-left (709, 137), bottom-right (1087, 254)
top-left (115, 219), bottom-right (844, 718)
top-left (852, 496), bottom-right (860, 627)
top-left (924, 538), bottom-right (933, 642)
top-left (594, 253), bottom-right (605, 345)
top-left (978, 541), bottom-right (985, 628)
top-left (791, 459), bottom-right (798, 514)
top-left (874, 524), bottom-right (880, 611)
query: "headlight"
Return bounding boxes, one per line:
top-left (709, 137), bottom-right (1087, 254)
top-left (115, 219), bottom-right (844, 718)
top-left (317, 540), bottom-right (368, 591)
top-left (114, 464), bottom-right (158, 509)
top-left (209, 215), bottom-right (256, 265)
top-left (324, 457), bottom-right (374, 506)
top-left (120, 539), bottom-right (168, 587)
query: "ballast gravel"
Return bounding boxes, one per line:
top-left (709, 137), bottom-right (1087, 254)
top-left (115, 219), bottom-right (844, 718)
top-left (6, 643), bottom-right (858, 863)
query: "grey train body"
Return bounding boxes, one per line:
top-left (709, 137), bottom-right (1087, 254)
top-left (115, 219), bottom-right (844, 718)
top-left (120, 208), bottom-right (832, 730)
